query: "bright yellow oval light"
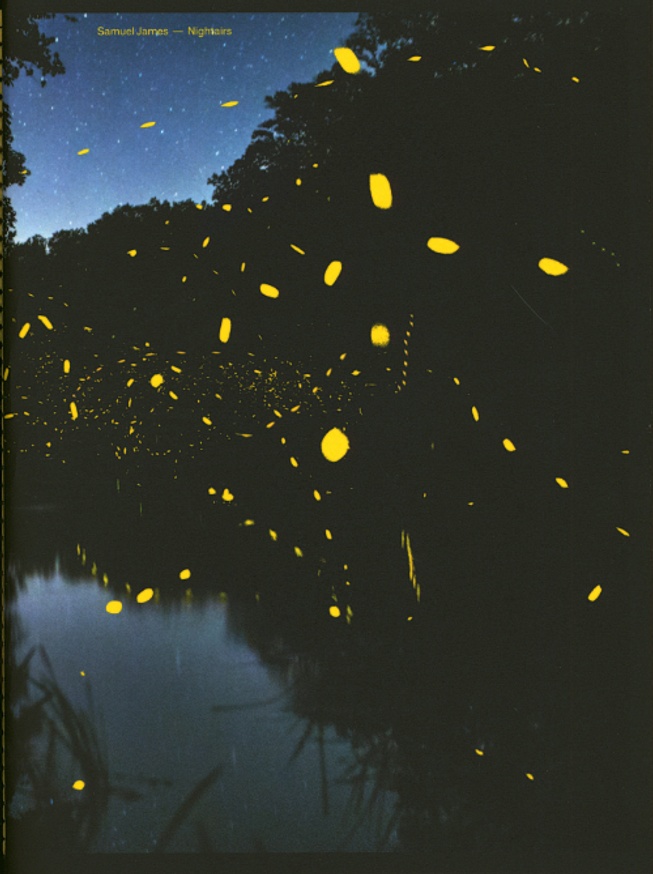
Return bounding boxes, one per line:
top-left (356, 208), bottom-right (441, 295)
top-left (137, 588), bottom-right (154, 604)
top-left (106, 601), bottom-right (122, 614)
top-left (538, 257), bottom-right (569, 276)
top-left (219, 317), bottom-right (232, 343)
top-left (334, 46), bottom-right (361, 74)
top-left (260, 283), bottom-right (280, 299)
top-left (427, 237), bottom-right (460, 254)
top-left (370, 323), bottom-right (390, 347)
top-left (321, 427), bottom-right (350, 462)
top-left (369, 173), bottom-right (393, 209)
top-left (324, 261), bottom-right (342, 286)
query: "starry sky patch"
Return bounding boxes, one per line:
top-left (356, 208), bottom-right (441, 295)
top-left (8, 12), bottom-right (358, 242)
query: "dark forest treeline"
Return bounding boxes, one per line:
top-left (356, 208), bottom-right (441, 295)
top-left (6, 7), bottom-right (638, 409)
top-left (6, 7), bottom-right (643, 509)
top-left (6, 6), bottom-right (646, 625)
top-left (4, 9), bottom-right (651, 864)
top-left (3, 12), bottom-right (74, 245)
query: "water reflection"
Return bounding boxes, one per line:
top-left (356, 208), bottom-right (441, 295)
top-left (8, 549), bottom-right (397, 853)
top-left (6, 496), bottom-right (633, 863)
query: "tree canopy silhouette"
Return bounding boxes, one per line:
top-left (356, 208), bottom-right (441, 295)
top-left (5, 8), bottom-right (649, 863)
top-left (3, 13), bottom-right (75, 247)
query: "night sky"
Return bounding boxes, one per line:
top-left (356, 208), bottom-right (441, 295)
top-left (7, 12), bottom-right (359, 243)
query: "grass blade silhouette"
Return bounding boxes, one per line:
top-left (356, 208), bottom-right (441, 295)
top-left (155, 764), bottom-right (223, 852)
top-left (287, 719), bottom-right (314, 766)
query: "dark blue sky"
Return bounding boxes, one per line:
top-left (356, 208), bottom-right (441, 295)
top-left (8, 12), bottom-right (359, 242)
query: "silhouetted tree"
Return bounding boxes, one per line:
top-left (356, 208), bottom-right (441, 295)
top-left (3, 13), bottom-right (75, 248)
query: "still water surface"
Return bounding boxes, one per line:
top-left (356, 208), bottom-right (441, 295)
top-left (11, 563), bottom-right (395, 852)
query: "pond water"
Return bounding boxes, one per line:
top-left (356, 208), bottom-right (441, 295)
top-left (9, 559), bottom-right (397, 853)
top-left (6, 489), bottom-right (639, 868)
